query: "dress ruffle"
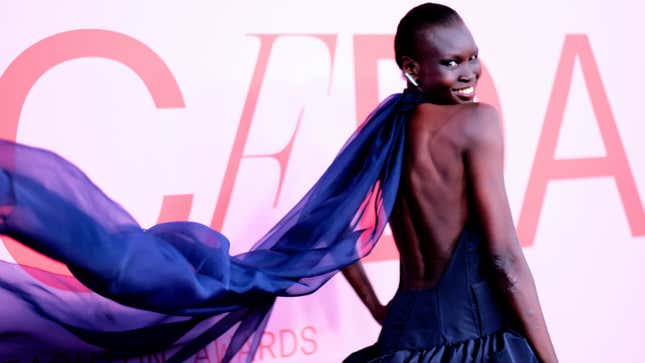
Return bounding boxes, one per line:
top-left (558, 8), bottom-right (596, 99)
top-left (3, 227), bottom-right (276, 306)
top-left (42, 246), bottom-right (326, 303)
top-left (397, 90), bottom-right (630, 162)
top-left (345, 329), bottom-right (538, 363)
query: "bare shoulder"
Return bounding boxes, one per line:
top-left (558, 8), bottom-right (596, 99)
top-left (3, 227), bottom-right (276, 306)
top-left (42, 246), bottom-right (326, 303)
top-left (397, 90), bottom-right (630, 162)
top-left (409, 102), bottom-right (501, 148)
top-left (456, 102), bottom-right (502, 150)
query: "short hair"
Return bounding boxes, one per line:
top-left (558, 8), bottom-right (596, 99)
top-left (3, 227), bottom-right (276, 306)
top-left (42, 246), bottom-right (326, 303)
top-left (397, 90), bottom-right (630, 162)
top-left (394, 3), bottom-right (462, 68)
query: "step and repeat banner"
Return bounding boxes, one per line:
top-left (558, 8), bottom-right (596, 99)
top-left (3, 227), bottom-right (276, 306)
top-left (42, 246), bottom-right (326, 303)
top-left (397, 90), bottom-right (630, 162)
top-left (1, 1), bottom-right (643, 362)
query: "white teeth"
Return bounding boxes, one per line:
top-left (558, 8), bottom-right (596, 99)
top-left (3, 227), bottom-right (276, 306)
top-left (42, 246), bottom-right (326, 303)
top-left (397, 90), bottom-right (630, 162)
top-left (455, 86), bottom-right (474, 96)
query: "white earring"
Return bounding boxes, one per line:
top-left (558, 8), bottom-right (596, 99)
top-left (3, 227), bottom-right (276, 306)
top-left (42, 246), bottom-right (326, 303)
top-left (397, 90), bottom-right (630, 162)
top-left (404, 72), bottom-right (419, 87)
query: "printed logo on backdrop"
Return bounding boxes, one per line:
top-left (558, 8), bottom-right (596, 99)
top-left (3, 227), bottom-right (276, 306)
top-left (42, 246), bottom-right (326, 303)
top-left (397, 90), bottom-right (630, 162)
top-left (1, 30), bottom-right (643, 295)
top-left (11, 325), bottom-right (318, 363)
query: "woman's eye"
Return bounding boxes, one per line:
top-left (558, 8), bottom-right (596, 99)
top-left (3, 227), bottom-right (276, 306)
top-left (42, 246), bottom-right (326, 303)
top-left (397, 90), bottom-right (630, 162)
top-left (443, 60), bottom-right (458, 68)
top-left (469, 54), bottom-right (478, 62)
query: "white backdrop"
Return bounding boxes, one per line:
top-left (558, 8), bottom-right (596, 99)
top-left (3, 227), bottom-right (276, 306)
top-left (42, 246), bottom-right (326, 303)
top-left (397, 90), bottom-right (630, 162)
top-left (1, 1), bottom-right (644, 362)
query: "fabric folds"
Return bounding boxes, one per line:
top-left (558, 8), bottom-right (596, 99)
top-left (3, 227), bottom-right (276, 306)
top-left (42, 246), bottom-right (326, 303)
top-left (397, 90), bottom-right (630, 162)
top-left (344, 330), bottom-right (538, 363)
top-left (0, 90), bottom-right (426, 361)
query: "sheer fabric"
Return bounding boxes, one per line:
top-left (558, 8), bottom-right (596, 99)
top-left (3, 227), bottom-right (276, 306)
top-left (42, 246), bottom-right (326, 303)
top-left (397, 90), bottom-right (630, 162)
top-left (0, 90), bottom-right (425, 362)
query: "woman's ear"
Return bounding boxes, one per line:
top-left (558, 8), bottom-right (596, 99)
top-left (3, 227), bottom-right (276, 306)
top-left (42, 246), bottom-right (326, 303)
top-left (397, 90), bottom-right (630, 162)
top-left (401, 56), bottom-right (419, 79)
top-left (401, 56), bottom-right (420, 88)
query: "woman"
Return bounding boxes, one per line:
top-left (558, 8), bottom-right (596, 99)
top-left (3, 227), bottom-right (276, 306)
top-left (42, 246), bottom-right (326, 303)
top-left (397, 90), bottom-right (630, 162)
top-left (342, 3), bottom-right (557, 362)
top-left (0, 3), bottom-right (556, 363)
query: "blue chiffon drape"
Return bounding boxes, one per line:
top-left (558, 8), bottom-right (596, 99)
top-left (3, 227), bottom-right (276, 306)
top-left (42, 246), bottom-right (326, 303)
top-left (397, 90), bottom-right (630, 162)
top-left (0, 90), bottom-right (425, 362)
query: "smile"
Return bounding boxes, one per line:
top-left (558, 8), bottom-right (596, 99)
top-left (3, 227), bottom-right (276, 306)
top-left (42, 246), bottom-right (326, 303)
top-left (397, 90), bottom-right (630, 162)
top-left (454, 86), bottom-right (475, 96)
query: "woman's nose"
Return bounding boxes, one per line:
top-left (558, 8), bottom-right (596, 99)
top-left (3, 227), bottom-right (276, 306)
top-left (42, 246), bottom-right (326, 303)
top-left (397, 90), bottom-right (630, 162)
top-left (458, 65), bottom-right (476, 83)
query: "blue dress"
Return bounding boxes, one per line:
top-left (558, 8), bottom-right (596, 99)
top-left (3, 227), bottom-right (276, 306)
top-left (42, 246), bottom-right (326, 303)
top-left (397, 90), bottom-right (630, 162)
top-left (344, 220), bottom-right (538, 363)
top-left (0, 89), bottom-right (537, 362)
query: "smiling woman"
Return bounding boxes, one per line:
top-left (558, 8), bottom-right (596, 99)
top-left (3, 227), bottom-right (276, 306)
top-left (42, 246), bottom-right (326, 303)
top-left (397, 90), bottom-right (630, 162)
top-left (342, 3), bottom-right (557, 363)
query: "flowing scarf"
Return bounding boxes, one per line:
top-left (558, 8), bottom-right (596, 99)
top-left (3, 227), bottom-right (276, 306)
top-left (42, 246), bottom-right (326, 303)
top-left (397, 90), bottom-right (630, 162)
top-left (0, 89), bottom-right (426, 362)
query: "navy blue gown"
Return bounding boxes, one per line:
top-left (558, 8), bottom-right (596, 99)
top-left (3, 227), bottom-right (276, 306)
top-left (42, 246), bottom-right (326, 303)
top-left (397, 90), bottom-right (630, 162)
top-left (344, 220), bottom-right (538, 362)
top-left (0, 89), bottom-right (537, 362)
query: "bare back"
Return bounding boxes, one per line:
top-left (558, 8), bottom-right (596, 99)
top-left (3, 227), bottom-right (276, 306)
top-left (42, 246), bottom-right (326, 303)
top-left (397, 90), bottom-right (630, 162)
top-left (390, 102), bottom-right (481, 291)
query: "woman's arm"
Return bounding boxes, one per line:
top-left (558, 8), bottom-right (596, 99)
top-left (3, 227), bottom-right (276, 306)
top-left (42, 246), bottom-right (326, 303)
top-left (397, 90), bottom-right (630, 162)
top-left (342, 260), bottom-right (386, 324)
top-left (464, 104), bottom-right (558, 363)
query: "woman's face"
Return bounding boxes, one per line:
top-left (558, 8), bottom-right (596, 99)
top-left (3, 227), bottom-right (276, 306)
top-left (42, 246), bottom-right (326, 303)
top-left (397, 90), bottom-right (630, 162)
top-left (407, 21), bottom-right (481, 104)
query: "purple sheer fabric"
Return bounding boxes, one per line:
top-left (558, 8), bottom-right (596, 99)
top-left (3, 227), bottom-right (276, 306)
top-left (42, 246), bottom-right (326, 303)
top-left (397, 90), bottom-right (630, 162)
top-left (0, 90), bottom-right (425, 362)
